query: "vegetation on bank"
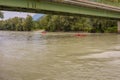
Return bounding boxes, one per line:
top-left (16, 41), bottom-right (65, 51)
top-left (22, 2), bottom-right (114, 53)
top-left (38, 15), bottom-right (117, 33)
top-left (0, 14), bottom-right (118, 33)
top-left (0, 15), bottom-right (33, 31)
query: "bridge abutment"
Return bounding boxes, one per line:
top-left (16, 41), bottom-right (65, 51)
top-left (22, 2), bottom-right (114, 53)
top-left (118, 21), bottom-right (120, 33)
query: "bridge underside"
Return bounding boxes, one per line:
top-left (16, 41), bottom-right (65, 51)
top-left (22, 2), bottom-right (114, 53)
top-left (0, 0), bottom-right (120, 20)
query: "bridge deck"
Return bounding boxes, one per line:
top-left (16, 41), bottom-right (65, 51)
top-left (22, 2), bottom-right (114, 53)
top-left (0, 0), bottom-right (120, 19)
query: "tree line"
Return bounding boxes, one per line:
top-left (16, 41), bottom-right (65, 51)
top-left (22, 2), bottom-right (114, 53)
top-left (37, 15), bottom-right (117, 33)
top-left (0, 15), bottom-right (33, 31)
top-left (0, 13), bottom-right (117, 33)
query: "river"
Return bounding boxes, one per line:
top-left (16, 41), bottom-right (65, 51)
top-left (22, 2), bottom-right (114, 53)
top-left (0, 31), bottom-right (120, 80)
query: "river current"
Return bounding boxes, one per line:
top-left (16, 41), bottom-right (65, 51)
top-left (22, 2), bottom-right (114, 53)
top-left (0, 31), bottom-right (120, 80)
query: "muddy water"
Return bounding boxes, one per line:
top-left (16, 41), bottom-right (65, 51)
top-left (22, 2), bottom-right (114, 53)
top-left (0, 31), bottom-right (120, 80)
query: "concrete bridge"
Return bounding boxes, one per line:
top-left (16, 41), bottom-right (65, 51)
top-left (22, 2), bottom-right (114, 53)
top-left (0, 0), bottom-right (120, 32)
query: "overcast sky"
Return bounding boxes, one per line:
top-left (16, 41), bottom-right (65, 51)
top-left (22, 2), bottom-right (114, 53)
top-left (0, 11), bottom-right (36, 20)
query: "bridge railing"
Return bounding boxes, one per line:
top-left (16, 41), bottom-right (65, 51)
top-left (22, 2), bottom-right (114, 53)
top-left (46, 0), bottom-right (120, 7)
top-left (89, 0), bottom-right (120, 7)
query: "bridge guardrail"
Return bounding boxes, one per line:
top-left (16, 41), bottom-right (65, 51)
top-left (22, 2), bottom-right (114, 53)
top-left (89, 0), bottom-right (120, 7)
top-left (47, 0), bottom-right (120, 7)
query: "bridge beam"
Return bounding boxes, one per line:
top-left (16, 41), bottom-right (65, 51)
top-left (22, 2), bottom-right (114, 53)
top-left (118, 21), bottom-right (120, 33)
top-left (0, 0), bottom-right (120, 19)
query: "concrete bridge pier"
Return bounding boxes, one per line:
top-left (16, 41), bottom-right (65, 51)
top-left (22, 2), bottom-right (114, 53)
top-left (118, 21), bottom-right (120, 33)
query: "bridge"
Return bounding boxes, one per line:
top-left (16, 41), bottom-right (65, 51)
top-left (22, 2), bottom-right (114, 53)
top-left (0, 0), bottom-right (120, 32)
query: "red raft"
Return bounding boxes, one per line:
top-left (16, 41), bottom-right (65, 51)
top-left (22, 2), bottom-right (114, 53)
top-left (74, 33), bottom-right (87, 37)
top-left (41, 31), bottom-right (47, 34)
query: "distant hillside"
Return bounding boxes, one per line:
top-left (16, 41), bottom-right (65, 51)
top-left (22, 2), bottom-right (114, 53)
top-left (32, 14), bottom-right (44, 21)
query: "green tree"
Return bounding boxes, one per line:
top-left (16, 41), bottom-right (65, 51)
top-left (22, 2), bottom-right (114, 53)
top-left (22, 15), bottom-right (33, 31)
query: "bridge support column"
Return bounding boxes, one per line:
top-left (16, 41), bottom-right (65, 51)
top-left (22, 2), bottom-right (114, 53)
top-left (118, 21), bottom-right (120, 33)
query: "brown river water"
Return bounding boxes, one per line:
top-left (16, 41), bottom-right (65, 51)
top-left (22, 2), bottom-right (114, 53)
top-left (0, 31), bottom-right (120, 80)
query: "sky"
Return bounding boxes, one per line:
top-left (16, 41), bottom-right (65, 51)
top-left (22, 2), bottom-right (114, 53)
top-left (0, 11), bottom-right (36, 20)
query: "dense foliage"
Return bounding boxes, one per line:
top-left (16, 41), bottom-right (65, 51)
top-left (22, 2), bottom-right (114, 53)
top-left (37, 15), bottom-right (117, 33)
top-left (0, 14), bottom-right (117, 33)
top-left (0, 15), bottom-right (33, 31)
